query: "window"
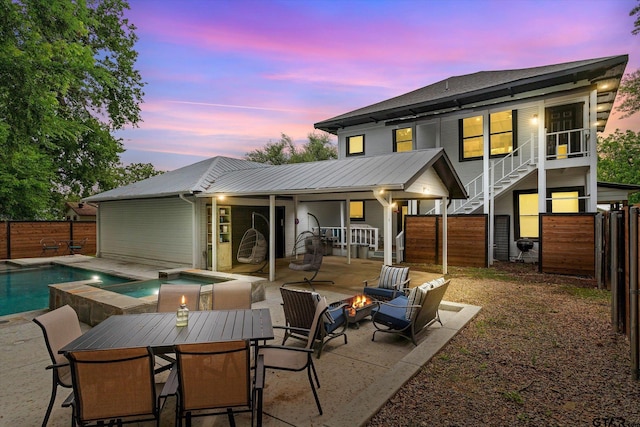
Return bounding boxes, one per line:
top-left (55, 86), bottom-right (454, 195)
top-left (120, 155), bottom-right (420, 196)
top-left (460, 110), bottom-right (516, 160)
top-left (350, 201), bottom-right (365, 221)
top-left (517, 192), bottom-right (539, 239)
top-left (346, 135), bottom-right (364, 156)
top-left (461, 116), bottom-right (484, 160)
top-left (393, 128), bottom-right (413, 152)
top-left (514, 187), bottom-right (584, 239)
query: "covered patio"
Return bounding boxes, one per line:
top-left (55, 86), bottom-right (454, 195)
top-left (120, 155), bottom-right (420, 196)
top-left (1, 256), bottom-right (480, 426)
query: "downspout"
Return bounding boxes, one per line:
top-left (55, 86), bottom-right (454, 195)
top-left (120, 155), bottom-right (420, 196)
top-left (179, 193), bottom-right (198, 268)
top-left (374, 190), bottom-right (393, 266)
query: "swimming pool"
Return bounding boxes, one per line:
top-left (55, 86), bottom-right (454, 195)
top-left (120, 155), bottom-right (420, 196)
top-left (93, 275), bottom-right (228, 299)
top-left (0, 264), bottom-right (132, 316)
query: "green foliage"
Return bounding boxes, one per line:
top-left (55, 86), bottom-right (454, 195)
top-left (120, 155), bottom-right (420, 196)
top-left (618, 2), bottom-right (640, 117)
top-left (0, 0), bottom-right (144, 220)
top-left (245, 132), bottom-right (337, 165)
top-left (597, 130), bottom-right (640, 204)
top-left (112, 162), bottom-right (164, 187)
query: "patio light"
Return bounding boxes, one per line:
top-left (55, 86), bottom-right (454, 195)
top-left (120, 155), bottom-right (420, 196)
top-left (176, 295), bottom-right (189, 327)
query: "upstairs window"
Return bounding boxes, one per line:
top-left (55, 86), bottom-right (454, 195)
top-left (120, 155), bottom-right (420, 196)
top-left (394, 128), bottom-right (413, 152)
top-left (460, 110), bottom-right (516, 160)
top-left (346, 135), bottom-right (364, 156)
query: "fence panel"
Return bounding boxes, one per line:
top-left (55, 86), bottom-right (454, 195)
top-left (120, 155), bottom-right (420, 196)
top-left (404, 216), bottom-right (438, 264)
top-left (1, 221), bottom-right (96, 259)
top-left (404, 215), bottom-right (488, 268)
top-left (540, 213), bottom-right (596, 276)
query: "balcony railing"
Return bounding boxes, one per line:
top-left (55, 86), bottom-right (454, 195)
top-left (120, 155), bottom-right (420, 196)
top-left (546, 128), bottom-right (590, 160)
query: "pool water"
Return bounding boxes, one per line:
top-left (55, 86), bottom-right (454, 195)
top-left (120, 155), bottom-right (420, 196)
top-left (94, 276), bottom-right (226, 299)
top-left (0, 264), bottom-right (131, 316)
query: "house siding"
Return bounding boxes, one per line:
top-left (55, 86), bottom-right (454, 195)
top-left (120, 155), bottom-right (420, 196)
top-left (99, 198), bottom-right (193, 266)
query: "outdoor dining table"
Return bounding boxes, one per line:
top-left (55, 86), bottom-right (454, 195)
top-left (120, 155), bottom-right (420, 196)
top-left (59, 308), bottom-right (274, 355)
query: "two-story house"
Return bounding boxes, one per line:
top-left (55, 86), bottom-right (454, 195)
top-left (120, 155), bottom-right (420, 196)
top-left (314, 55), bottom-right (630, 262)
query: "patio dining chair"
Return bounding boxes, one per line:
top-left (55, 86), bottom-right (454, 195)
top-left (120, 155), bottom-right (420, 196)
top-left (156, 284), bottom-right (201, 312)
top-left (171, 340), bottom-right (265, 426)
top-left (279, 287), bottom-right (347, 358)
top-left (156, 284), bottom-right (202, 372)
top-left (259, 297), bottom-right (329, 415)
top-left (33, 304), bottom-right (83, 427)
top-left (211, 280), bottom-right (252, 310)
top-left (64, 346), bottom-right (161, 427)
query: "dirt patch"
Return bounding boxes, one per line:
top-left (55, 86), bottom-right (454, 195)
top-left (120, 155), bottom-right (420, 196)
top-left (367, 262), bottom-right (640, 426)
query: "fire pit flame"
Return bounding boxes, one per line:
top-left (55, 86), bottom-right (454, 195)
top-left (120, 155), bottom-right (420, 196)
top-left (350, 294), bottom-right (371, 310)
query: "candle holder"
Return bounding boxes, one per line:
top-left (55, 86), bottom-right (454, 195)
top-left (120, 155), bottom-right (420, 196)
top-left (176, 296), bottom-right (189, 327)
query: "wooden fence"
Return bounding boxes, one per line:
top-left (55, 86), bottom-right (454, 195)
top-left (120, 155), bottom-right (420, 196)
top-left (539, 213), bottom-right (597, 277)
top-left (404, 215), bottom-right (488, 268)
top-left (0, 221), bottom-right (96, 259)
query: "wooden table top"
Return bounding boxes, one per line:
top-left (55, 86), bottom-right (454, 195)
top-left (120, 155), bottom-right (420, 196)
top-left (60, 308), bottom-right (273, 355)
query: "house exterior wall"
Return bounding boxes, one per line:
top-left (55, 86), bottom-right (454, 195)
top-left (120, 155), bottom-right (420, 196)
top-left (98, 198), bottom-right (193, 267)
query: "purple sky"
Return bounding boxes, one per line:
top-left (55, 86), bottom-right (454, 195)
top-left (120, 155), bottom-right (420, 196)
top-left (119, 0), bottom-right (640, 171)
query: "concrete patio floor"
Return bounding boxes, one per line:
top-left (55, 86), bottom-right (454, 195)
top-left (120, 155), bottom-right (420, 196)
top-left (0, 255), bottom-right (480, 427)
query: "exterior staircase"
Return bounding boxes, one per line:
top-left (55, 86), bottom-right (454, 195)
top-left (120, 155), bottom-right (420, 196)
top-left (432, 136), bottom-right (538, 215)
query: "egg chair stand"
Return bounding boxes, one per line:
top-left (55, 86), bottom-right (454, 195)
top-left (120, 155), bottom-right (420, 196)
top-left (237, 212), bottom-right (269, 274)
top-left (283, 213), bottom-right (334, 289)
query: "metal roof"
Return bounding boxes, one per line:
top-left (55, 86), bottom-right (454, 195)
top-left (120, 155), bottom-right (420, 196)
top-left (85, 149), bottom-right (467, 202)
top-left (204, 149), bottom-right (467, 200)
top-left (85, 156), bottom-right (268, 202)
top-left (315, 55), bottom-right (628, 133)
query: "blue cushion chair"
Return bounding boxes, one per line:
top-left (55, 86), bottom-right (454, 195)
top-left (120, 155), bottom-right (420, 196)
top-left (371, 278), bottom-right (450, 345)
top-left (363, 265), bottom-right (410, 301)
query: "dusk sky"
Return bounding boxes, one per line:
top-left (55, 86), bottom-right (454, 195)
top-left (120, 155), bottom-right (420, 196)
top-left (119, 0), bottom-right (640, 171)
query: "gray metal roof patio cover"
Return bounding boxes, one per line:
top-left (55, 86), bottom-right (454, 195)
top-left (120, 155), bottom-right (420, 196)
top-left (314, 55), bottom-right (628, 134)
top-left (85, 149), bottom-right (466, 202)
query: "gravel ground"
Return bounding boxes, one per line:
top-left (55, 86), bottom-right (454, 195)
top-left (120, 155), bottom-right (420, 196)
top-left (368, 261), bottom-right (640, 427)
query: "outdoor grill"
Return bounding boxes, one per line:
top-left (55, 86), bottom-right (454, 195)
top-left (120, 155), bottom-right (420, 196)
top-left (515, 238), bottom-right (536, 263)
top-left (516, 238), bottom-right (534, 252)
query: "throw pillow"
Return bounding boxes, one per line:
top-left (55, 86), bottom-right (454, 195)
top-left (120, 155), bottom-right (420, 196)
top-left (379, 265), bottom-right (410, 290)
top-left (405, 286), bottom-right (423, 321)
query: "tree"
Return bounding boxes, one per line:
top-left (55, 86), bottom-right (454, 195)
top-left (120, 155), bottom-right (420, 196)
top-left (597, 130), bottom-right (640, 204)
top-left (617, 2), bottom-right (640, 117)
top-left (245, 132), bottom-right (337, 165)
top-left (111, 162), bottom-right (164, 187)
top-left (0, 0), bottom-right (144, 220)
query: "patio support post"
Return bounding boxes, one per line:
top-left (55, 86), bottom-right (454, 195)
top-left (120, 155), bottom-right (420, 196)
top-left (346, 197), bottom-right (351, 264)
top-left (269, 195), bottom-right (276, 282)
top-left (442, 195), bottom-right (448, 275)
top-left (211, 196), bottom-right (217, 271)
top-left (537, 104), bottom-right (547, 215)
top-left (374, 190), bottom-right (393, 265)
top-left (588, 88), bottom-right (598, 212)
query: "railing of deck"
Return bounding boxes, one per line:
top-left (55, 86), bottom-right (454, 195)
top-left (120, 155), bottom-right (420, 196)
top-left (313, 225), bottom-right (379, 251)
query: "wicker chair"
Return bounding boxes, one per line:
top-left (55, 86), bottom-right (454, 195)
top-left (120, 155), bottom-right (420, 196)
top-left (279, 287), bottom-right (347, 358)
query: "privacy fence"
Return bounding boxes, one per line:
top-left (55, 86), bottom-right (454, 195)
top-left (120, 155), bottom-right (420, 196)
top-left (0, 221), bottom-right (96, 259)
top-left (404, 213), bottom-right (599, 276)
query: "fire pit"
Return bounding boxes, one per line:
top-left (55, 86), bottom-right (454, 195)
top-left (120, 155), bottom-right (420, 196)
top-left (331, 294), bottom-right (376, 328)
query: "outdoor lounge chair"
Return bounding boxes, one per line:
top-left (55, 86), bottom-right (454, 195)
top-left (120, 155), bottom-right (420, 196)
top-left (33, 305), bottom-right (83, 427)
top-left (64, 346), bottom-right (161, 426)
top-left (156, 284), bottom-right (201, 312)
top-left (170, 340), bottom-right (265, 426)
top-left (259, 297), bottom-right (328, 415)
top-left (279, 287), bottom-right (348, 358)
top-left (211, 280), bottom-right (252, 310)
top-left (363, 265), bottom-right (410, 301)
top-left (371, 278), bottom-right (449, 345)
